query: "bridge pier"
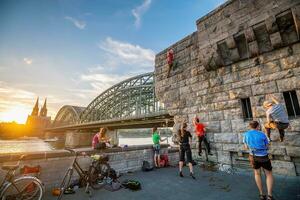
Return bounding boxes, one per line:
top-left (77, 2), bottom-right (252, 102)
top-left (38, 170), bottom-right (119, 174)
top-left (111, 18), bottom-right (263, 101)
top-left (65, 131), bottom-right (94, 148)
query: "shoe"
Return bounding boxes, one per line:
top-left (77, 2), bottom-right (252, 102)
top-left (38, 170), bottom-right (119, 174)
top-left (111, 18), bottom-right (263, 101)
top-left (190, 173), bottom-right (196, 179)
top-left (179, 171), bottom-right (184, 177)
top-left (259, 194), bottom-right (266, 200)
top-left (267, 195), bottom-right (274, 200)
top-left (198, 152), bottom-right (202, 156)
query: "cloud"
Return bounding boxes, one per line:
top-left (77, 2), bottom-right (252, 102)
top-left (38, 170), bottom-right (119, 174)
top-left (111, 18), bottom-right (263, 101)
top-left (64, 16), bottom-right (86, 30)
top-left (23, 57), bottom-right (33, 65)
top-left (132, 0), bottom-right (152, 28)
top-left (98, 37), bottom-right (155, 68)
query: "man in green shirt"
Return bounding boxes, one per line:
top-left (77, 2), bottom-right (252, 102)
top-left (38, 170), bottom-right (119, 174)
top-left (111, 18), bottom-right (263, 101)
top-left (152, 127), bottom-right (166, 168)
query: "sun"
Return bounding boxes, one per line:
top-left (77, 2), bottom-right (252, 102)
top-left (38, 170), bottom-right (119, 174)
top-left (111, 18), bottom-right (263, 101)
top-left (0, 105), bottom-right (30, 124)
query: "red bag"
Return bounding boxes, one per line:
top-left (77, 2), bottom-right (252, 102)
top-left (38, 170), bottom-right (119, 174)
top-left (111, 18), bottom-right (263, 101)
top-left (160, 155), bottom-right (169, 167)
top-left (21, 165), bottom-right (40, 174)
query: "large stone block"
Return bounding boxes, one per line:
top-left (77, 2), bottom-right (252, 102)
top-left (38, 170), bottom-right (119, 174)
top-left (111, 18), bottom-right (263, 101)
top-left (214, 100), bottom-right (240, 110)
top-left (222, 143), bottom-right (242, 152)
top-left (277, 76), bottom-right (300, 92)
top-left (231, 119), bottom-right (248, 133)
top-left (229, 86), bottom-right (252, 99)
top-left (270, 32), bottom-right (282, 49)
top-left (271, 160), bottom-right (297, 176)
top-left (251, 81), bottom-right (278, 96)
top-left (221, 120), bottom-right (232, 133)
top-left (280, 55), bottom-right (300, 70)
top-left (223, 108), bottom-right (243, 120)
top-left (209, 111), bottom-right (224, 121)
top-left (217, 151), bottom-right (231, 165)
top-left (214, 133), bottom-right (239, 144)
top-left (206, 121), bottom-right (221, 133)
top-left (286, 146), bottom-right (300, 157)
top-left (259, 69), bottom-right (293, 83)
top-left (260, 60), bottom-right (281, 75)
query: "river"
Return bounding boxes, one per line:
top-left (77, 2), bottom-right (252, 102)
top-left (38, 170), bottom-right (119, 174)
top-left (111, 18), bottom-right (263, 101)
top-left (0, 137), bottom-right (172, 154)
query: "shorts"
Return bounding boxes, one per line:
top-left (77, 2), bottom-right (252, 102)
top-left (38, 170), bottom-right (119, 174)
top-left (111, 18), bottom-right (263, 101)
top-left (153, 144), bottom-right (160, 155)
top-left (179, 144), bottom-right (192, 163)
top-left (249, 155), bottom-right (272, 171)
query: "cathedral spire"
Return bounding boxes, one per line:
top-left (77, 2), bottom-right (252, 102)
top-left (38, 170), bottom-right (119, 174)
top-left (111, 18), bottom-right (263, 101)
top-left (39, 98), bottom-right (47, 117)
top-left (31, 97), bottom-right (39, 116)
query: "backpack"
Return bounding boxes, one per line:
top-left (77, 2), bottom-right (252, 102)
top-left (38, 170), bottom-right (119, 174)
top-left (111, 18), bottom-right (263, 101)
top-left (142, 161), bottom-right (153, 172)
top-left (121, 179), bottom-right (141, 191)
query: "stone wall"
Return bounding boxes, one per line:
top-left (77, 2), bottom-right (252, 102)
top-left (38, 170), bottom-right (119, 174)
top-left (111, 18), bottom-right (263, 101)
top-left (155, 0), bottom-right (300, 176)
top-left (0, 145), bottom-right (169, 189)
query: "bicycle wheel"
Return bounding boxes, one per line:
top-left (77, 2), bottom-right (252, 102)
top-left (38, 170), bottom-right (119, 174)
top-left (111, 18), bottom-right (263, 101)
top-left (89, 163), bottom-right (111, 190)
top-left (56, 169), bottom-right (73, 200)
top-left (1, 176), bottom-right (43, 200)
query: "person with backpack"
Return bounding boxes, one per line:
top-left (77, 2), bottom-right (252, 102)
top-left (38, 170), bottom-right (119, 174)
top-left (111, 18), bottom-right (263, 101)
top-left (177, 122), bottom-right (195, 179)
top-left (92, 127), bottom-right (111, 149)
top-left (244, 121), bottom-right (274, 200)
top-left (152, 127), bottom-right (167, 168)
top-left (193, 116), bottom-right (212, 156)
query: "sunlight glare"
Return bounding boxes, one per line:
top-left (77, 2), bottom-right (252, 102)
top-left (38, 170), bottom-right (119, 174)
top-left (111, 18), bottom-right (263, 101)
top-left (0, 105), bottom-right (30, 124)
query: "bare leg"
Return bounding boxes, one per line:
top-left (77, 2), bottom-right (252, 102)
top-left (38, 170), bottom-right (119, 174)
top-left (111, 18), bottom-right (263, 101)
top-left (157, 155), bottom-right (161, 167)
top-left (179, 161), bottom-right (184, 172)
top-left (254, 169), bottom-right (264, 195)
top-left (154, 155), bottom-right (158, 167)
top-left (264, 169), bottom-right (273, 197)
top-left (188, 162), bottom-right (193, 173)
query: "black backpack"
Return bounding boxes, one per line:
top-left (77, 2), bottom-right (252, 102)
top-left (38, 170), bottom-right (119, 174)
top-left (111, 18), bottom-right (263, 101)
top-left (121, 179), bottom-right (141, 191)
top-left (142, 161), bottom-right (153, 172)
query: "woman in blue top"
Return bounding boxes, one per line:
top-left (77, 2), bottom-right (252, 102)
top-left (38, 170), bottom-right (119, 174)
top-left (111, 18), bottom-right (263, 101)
top-left (244, 121), bottom-right (274, 200)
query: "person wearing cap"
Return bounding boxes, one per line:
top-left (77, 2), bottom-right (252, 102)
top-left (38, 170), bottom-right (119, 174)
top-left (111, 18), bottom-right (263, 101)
top-left (193, 116), bottom-right (212, 156)
top-left (263, 94), bottom-right (289, 142)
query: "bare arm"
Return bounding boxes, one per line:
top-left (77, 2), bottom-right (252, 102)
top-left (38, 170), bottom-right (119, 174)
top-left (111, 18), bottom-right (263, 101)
top-left (270, 94), bottom-right (279, 104)
top-left (244, 144), bottom-right (248, 150)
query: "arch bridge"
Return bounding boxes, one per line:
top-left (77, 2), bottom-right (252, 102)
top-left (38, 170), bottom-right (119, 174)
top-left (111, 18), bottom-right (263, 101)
top-left (48, 72), bottom-right (173, 131)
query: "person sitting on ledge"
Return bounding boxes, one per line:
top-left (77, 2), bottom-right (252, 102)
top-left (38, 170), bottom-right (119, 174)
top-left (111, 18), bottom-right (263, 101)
top-left (192, 116), bottom-right (212, 156)
top-left (263, 94), bottom-right (289, 142)
top-left (92, 127), bottom-right (111, 149)
top-left (244, 121), bottom-right (274, 200)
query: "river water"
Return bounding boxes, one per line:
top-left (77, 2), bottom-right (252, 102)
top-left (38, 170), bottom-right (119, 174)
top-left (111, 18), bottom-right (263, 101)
top-left (0, 137), bottom-right (172, 154)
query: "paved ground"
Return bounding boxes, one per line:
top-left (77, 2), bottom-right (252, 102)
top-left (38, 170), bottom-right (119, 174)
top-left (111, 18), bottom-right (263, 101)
top-left (44, 165), bottom-right (300, 200)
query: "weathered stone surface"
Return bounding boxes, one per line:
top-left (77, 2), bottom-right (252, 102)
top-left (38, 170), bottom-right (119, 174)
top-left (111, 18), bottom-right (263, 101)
top-left (217, 151), bottom-right (231, 164)
top-left (231, 119), bottom-right (248, 133)
top-left (248, 41), bottom-right (259, 57)
top-left (286, 146), bottom-right (300, 157)
top-left (209, 111), bottom-right (224, 121)
top-left (268, 146), bottom-right (286, 156)
top-left (270, 32), bottom-right (283, 49)
top-left (272, 160), bottom-right (297, 176)
top-left (280, 55), bottom-right (300, 70)
top-left (260, 60), bottom-right (281, 75)
top-left (229, 86), bottom-right (252, 99)
top-left (206, 121), bottom-right (221, 133)
top-left (221, 120), bottom-right (232, 133)
top-left (222, 143), bottom-right (242, 152)
top-left (223, 108), bottom-right (243, 120)
top-left (277, 76), bottom-right (300, 92)
top-left (214, 133), bottom-right (238, 144)
top-left (251, 81), bottom-right (278, 95)
top-left (259, 69), bottom-right (293, 83)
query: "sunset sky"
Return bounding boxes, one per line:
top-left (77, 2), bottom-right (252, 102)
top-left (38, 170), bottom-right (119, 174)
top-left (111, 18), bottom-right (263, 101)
top-left (0, 0), bottom-right (225, 123)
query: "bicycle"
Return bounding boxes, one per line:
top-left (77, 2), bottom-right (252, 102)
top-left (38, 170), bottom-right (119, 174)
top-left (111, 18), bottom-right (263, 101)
top-left (0, 155), bottom-right (44, 200)
top-left (56, 149), bottom-right (111, 200)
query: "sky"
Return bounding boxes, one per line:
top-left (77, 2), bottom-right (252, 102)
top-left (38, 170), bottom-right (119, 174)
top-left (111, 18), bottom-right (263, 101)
top-left (0, 0), bottom-right (226, 123)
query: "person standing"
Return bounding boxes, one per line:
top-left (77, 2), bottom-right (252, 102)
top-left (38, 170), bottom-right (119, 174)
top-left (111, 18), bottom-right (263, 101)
top-left (193, 116), bottom-right (212, 156)
top-left (152, 127), bottom-right (167, 168)
top-left (244, 121), bottom-right (274, 200)
top-left (263, 94), bottom-right (289, 142)
top-left (178, 123), bottom-right (195, 179)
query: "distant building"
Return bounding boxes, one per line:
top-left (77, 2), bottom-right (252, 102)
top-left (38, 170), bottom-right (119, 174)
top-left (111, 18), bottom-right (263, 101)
top-left (26, 97), bottom-right (51, 133)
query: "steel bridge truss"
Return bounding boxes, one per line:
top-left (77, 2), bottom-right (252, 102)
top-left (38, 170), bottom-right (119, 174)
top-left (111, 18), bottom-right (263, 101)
top-left (79, 72), bottom-right (165, 123)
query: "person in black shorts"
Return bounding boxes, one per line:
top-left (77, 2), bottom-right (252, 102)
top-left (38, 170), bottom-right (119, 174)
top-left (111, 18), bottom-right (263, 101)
top-left (244, 121), bottom-right (274, 200)
top-left (177, 122), bottom-right (195, 179)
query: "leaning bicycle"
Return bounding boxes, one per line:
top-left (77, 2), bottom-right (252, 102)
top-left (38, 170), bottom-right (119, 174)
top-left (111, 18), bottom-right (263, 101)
top-left (0, 155), bottom-right (44, 200)
top-left (56, 149), bottom-right (111, 200)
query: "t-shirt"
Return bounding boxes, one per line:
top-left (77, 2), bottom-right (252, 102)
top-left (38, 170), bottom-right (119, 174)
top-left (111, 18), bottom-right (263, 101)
top-left (178, 131), bottom-right (192, 144)
top-left (243, 130), bottom-right (269, 156)
top-left (92, 134), bottom-right (99, 148)
top-left (194, 123), bottom-right (205, 136)
top-left (152, 132), bottom-right (160, 144)
top-left (266, 104), bottom-right (289, 123)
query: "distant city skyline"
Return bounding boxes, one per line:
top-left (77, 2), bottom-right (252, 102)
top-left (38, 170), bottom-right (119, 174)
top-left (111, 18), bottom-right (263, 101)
top-left (0, 0), bottom-right (226, 123)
